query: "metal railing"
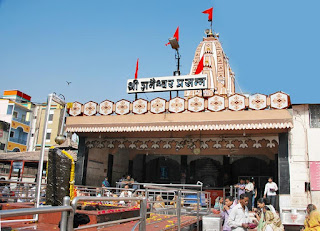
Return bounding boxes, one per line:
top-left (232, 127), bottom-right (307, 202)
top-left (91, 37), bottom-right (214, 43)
top-left (0, 183), bottom-right (211, 231)
top-left (0, 180), bottom-right (46, 203)
top-left (143, 184), bottom-right (211, 231)
top-left (68, 196), bottom-right (147, 231)
top-left (116, 181), bottom-right (203, 191)
top-left (0, 196), bottom-right (72, 231)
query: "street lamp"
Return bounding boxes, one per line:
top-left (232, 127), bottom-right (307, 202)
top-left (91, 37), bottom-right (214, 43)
top-left (35, 93), bottom-right (66, 211)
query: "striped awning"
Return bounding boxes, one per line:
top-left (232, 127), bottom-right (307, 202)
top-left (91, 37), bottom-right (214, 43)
top-left (66, 109), bottom-right (293, 133)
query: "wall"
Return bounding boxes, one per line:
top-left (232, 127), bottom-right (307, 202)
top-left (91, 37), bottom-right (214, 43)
top-left (85, 147), bottom-right (109, 186)
top-left (0, 100), bottom-right (12, 123)
top-left (112, 149), bottom-right (130, 186)
top-left (287, 105), bottom-right (312, 208)
top-left (307, 110), bottom-right (320, 206)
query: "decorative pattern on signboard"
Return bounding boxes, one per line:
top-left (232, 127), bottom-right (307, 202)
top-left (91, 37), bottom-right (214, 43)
top-left (208, 95), bottom-right (225, 112)
top-left (188, 97), bottom-right (205, 112)
top-left (83, 101), bottom-right (97, 116)
top-left (99, 100), bottom-right (113, 115)
top-left (228, 94), bottom-right (246, 111)
top-left (249, 94), bottom-right (267, 110)
top-left (115, 100), bottom-right (130, 115)
top-left (168, 97), bottom-right (185, 113)
top-left (132, 99), bottom-right (148, 115)
top-left (270, 92), bottom-right (290, 109)
top-left (150, 98), bottom-right (166, 114)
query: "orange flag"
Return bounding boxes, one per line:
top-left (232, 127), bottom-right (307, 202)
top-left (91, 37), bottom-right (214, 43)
top-left (195, 56), bottom-right (204, 74)
top-left (134, 58), bottom-right (139, 79)
top-left (202, 7), bottom-right (213, 21)
top-left (165, 26), bottom-right (179, 46)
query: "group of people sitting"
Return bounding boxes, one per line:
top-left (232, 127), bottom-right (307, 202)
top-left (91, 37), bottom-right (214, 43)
top-left (214, 194), bottom-right (284, 231)
top-left (214, 193), bottom-right (320, 231)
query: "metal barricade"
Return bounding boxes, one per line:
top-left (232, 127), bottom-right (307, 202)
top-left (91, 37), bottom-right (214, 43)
top-left (68, 196), bottom-right (147, 231)
top-left (144, 184), bottom-right (211, 231)
top-left (0, 196), bottom-right (72, 231)
top-left (0, 180), bottom-right (46, 203)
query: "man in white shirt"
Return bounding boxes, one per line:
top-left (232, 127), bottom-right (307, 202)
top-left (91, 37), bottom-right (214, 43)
top-left (263, 177), bottom-right (278, 208)
top-left (119, 184), bottom-right (132, 204)
top-left (227, 194), bottom-right (252, 231)
top-left (245, 179), bottom-right (254, 211)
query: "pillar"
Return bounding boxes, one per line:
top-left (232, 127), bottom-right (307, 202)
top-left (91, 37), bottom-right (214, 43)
top-left (278, 133), bottom-right (290, 194)
top-left (75, 136), bottom-right (88, 185)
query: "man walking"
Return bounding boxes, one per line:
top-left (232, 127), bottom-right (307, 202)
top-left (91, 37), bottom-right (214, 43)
top-left (228, 194), bottom-right (251, 231)
top-left (221, 196), bottom-right (235, 231)
top-left (263, 177), bottom-right (278, 208)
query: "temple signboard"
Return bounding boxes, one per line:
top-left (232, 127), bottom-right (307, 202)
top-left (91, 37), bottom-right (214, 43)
top-left (127, 74), bottom-right (208, 94)
top-left (310, 161), bottom-right (320, 191)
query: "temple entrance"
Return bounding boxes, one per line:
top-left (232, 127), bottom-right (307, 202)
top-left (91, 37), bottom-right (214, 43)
top-left (145, 156), bottom-right (181, 183)
top-left (131, 154), bottom-right (278, 190)
top-left (189, 158), bottom-right (222, 187)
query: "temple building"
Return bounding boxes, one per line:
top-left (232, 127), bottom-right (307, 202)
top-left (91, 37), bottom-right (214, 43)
top-left (66, 29), bottom-right (314, 210)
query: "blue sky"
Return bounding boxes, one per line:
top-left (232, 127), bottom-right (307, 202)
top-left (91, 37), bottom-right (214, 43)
top-left (0, 0), bottom-right (319, 104)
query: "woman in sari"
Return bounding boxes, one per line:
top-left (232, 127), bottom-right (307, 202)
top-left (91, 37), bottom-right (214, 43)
top-left (304, 204), bottom-right (320, 231)
top-left (256, 198), bottom-right (281, 231)
top-left (262, 208), bottom-right (284, 231)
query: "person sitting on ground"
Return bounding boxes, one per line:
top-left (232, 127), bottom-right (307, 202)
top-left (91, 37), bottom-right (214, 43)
top-left (262, 206), bottom-right (284, 231)
top-left (0, 179), bottom-right (10, 203)
top-left (120, 185), bottom-right (132, 197)
top-left (303, 204), bottom-right (320, 231)
top-left (153, 195), bottom-right (165, 209)
top-left (170, 195), bottom-right (184, 208)
top-left (102, 177), bottom-right (110, 188)
top-left (119, 184), bottom-right (132, 204)
top-left (17, 183), bottom-right (30, 202)
top-left (255, 198), bottom-right (279, 231)
top-left (122, 175), bottom-right (134, 187)
top-left (228, 193), bottom-right (253, 231)
top-left (214, 196), bottom-right (224, 211)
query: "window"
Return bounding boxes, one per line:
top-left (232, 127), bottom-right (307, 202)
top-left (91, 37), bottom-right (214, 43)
top-left (10, 131), bottom-right (14, 138)
top-left (46, 133), bottom-right (51, 140)
top-left (21, 114), bottom-right (26, 122)
top-left (48, 114), bottom-right (54, 122)
top-left (13, 111), bottom-right (18, 118)
top-left (7, 105), bottom-right (13, 115)
top-left (310, 105), bottom-right (320, 128)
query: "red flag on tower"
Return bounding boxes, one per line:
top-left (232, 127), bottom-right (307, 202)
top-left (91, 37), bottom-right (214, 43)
top-left (134, 58), bottom-right (139, 79)
top-left (165, 26), bottom-right (179, 46)
top-left (195, 56), bottom-right (204, 74)
top-left (202, 7), bottom-right (213, 21)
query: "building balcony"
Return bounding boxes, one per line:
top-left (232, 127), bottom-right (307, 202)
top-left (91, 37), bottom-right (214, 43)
top-left (9, 137), bottom-right (27, 145)
top-left (12, 117), bottom-right (30, 126)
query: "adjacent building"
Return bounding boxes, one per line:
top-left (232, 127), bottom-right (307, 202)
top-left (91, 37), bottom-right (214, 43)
top-left (0, 120), bottom-right (10, 153)
top-left (28, 103), bottom-right (66, 151)
top-left (0, 90), bottom-right (33, 152)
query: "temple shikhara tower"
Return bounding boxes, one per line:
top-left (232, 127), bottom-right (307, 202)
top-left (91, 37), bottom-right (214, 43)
top-left (186, 34), bottom-right (235, 98)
